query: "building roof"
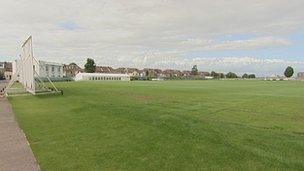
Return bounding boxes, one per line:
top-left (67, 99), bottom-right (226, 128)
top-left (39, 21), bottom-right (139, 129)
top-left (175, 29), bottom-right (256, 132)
top-left (96, 66), bottom-right (114, 73)
top-left (39, 60), bottom-right (63, 66)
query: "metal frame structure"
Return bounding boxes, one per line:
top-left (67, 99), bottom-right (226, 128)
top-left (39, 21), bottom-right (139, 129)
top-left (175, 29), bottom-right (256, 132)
top-left (3, 36), bottom-right (61, 96)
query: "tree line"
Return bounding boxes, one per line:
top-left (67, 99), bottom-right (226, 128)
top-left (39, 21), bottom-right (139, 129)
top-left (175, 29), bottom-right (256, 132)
top-left (82, 58), bottom-right (295, 79)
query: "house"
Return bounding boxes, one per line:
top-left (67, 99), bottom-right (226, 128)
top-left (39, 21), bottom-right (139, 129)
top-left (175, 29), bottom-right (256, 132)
top-left (126, 68), bottom-right (140, 77)
top-left (297, 72), bottom-right (304, 80)
top-left (138, 70), bottom-right (146, 77)
top-left (162, 69), bottom-right (175, 78)
top-left (182, 71), bottom-right (191, 77)
top-left (200, 72), bottom-right (211, 77)
top-left (64, 63), bottom-right (82, 77)
top-left (162, 69), bottom-right (183, 78)
top-left (95, 66), bottom-right (114, 73)
top-left (264, 75), bottom-right (283, 81)
top-left (114, 67), bottom-right (140, 77)
top-left (4, 71), bottom-right (12, 80)
top-left (143, 68), bottom-right (162, 78)
top-left (0, 62), bottom-right (13, 80)
top-left (37, 61), bottom-right (64, 78)
top-left (0, 62), bottom-right (5, 80)
top-left (4, 62), bottom-right (12, 72)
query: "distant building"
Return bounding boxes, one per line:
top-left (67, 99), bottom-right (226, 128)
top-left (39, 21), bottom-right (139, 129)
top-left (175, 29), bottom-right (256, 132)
top-left (0, 62), bottom-right (12, 80)
top-left (162, 69), bottom-right (183, 78)
top-left (0, 62), bottom-right (4, 80)
top-left (297, 72), bottom-right (304, 80)
top-left (264, 75), bottom-right (284, 81)
top-left (95, 66), bottom-right (114, 73)
top-left (13, 60), bottom-right (64, 80)
top-left (75, 73), bottom-right (130, 81)
top-left (64, 63), bottom-right (82, 77)
top-left (114, 67), bottom-right (140, 77)
top-left (4, 62), bottom-right (12, 72)
top-left (0, 62), bottom-right (4, 69)
top-left (36, 61), bottom-right (64, 78)
top-left (182, 71), bottom-right (191, 77)
top-left (143, 68), bottom-right (162, 78)
top-left (205, 76), bottom-right (214, 80)
top-left (151, 78), bottom-right (164, 81)
top-left (4, 71), bottom-right (12, 80)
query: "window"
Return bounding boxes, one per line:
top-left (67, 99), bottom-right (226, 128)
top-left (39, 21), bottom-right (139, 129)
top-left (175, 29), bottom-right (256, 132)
top-left (46, 65), bottom-right (49, 71)
top-left (52, 66), bottom-right (54, 72)
top-left (58, 67), bottom-right (61, 72)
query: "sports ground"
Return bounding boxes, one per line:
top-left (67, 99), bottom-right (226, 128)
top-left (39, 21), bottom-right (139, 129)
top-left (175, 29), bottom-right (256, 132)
top-left (8, 80), bottom-right (304, 170)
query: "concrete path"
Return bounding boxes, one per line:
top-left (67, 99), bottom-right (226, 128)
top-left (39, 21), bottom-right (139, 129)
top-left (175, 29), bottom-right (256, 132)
top-left (0, 97), bottom-right (40, 171)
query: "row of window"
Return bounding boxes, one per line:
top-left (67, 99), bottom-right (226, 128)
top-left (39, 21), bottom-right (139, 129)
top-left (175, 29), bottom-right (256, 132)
top-left (88, 76), bottom-right (122, 81)
top-left (45, 66), bottom-right (62, 72)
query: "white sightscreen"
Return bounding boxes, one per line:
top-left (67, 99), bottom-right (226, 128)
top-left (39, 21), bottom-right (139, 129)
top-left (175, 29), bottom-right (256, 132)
top-left (20, 36), bottom-right (35, 94)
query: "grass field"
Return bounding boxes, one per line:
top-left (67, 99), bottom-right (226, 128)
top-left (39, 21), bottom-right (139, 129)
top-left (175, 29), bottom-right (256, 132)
top-left (9, 80), bottom-right (304, 170)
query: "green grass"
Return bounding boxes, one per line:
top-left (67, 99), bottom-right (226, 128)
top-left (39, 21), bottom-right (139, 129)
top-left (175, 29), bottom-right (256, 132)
top-left (9, 80), bottom-right (304, 170)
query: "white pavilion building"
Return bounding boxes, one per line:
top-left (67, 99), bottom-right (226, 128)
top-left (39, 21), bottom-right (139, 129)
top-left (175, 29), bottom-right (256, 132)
top-left (75, 73), bottom-right (130, 81)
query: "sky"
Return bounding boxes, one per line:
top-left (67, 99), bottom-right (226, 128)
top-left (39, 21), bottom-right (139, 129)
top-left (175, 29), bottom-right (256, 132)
top-left (0, 0), bottom-right (303, 76)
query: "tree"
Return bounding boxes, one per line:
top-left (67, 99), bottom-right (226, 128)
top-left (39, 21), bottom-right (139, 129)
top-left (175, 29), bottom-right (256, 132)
top-left (242, 73), bottom-right (248, 79)
top-left (84, 58), bottom-right (96, 73)
top-left (248, 74), bottom-right (256, 79)
top-left (226, 72), bottom-right (238, 78)
top-left (191, 65), bottom-right (198, 75)
top-left (284, 66), bottom-right (294, 78)
top-left (145, 70), bottom-right (149, 77)
top-left (211, 71), bottom-right (222, 79)
top-left (211, 71), bottom-right (217, 78)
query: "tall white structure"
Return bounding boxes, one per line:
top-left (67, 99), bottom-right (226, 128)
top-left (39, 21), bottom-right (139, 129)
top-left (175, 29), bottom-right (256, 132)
top-left (75, 73), bottom-right (130, 81)
top-left (20, 36), bottom-right (36, 93)
top-left (4, 36), bottom-right (60, 96)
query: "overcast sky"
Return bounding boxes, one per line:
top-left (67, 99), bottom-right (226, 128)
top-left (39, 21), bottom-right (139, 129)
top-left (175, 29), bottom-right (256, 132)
top-left (0, 0), bottom-right (304, 76)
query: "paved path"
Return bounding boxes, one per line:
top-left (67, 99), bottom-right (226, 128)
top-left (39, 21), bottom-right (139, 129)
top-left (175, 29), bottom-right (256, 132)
top-left (0, 97), bottom-right (40, 171)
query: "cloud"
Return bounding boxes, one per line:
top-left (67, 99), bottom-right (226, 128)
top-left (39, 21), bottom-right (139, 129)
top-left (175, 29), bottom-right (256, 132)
top-left (0, 0), bottom-right (303, 75)
top-left (57, 22), bottom-right (83, 31)
top-left (207, 37), bottom-right (292, 50)
top-left (180, 37), bottom-right (292, 51)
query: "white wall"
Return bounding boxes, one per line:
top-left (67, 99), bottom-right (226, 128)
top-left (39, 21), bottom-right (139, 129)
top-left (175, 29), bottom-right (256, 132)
top-left (37, 61), bottom-right (64, 78)
top-left (75, 73), bottom-right (130, 81)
